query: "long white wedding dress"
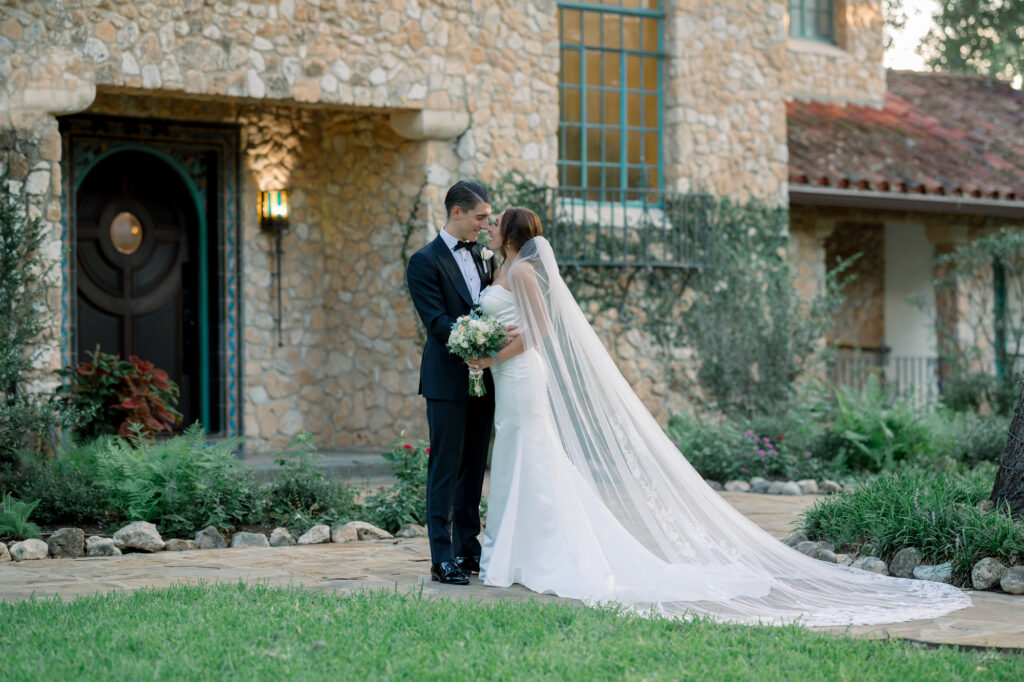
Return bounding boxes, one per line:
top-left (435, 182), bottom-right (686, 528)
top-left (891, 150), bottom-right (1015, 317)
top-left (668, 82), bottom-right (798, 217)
top-left (476, 237), bottom-right (970, 627)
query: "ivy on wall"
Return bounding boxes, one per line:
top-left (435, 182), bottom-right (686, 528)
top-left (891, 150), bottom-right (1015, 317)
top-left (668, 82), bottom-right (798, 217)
top-left (492, 172), bottom-right (849, 419)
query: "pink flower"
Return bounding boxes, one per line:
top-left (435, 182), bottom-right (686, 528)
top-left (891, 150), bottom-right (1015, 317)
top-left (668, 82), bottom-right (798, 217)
top-left (744, 430), bottom-right (754, 436)
top-left (804, 452), bottom-right (812, 458)
top-left (740, 467), bottom-right (749, 473)
top-left (757, 450), bottom-right (766, 457)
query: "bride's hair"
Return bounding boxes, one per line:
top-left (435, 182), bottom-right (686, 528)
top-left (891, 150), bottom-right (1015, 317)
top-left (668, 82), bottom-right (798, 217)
top-left (498, 207), bottom-right (543, 261)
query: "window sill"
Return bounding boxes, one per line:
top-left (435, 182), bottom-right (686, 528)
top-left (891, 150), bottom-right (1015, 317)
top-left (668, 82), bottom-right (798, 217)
top-left (787, 37), bottom-right (847, 59)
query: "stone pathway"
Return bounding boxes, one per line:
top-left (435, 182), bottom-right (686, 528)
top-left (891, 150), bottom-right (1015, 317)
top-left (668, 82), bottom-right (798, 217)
top-left (1, 492), bottom-right (1021, 650)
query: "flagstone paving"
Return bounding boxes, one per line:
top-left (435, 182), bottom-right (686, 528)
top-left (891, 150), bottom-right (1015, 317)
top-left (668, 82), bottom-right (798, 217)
top-left (1, 492), bottom-right (1021, 650)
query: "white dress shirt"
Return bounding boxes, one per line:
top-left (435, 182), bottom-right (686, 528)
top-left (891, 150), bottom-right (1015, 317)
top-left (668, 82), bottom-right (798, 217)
top-left (440, 227), bottom-right (482, 305)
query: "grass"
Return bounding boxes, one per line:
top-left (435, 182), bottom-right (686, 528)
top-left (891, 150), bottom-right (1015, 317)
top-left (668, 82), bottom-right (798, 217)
top-left (800, 466), bottom-right (1024, 584)
top-left (0, 583), bottom-right (1021, 680)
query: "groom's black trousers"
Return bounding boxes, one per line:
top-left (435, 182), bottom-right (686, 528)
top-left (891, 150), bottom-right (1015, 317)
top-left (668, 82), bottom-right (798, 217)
top-left (425, 396), bottom-right (494, 564)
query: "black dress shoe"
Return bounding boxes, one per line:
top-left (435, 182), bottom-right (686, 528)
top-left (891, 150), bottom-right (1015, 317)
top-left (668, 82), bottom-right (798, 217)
top-left (430, 561), bottom-right (469, 585)
top-left (455, 555), bottom-right (481, 574)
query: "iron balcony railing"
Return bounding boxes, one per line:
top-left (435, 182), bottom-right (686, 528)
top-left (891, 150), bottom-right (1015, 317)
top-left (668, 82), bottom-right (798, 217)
top-left (531, 186), bottom-right (714, 269)
top-left (829, 348), bottom-right (940, 407)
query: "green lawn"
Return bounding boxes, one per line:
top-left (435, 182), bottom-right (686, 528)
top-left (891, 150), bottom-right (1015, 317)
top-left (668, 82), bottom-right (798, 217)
top-left (0, 583), bottom-right (1020, 681)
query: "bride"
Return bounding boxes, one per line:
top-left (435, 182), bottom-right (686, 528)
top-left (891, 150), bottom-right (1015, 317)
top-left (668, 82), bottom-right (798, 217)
top-left (465, 207), bottom-right (970, 626)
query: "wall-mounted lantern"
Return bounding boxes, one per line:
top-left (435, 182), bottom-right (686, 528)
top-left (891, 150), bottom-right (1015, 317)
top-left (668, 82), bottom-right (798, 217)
top-left (258, 190), bottom-right (290, 232)
top-left (258, 190), bottom-right (289, 347)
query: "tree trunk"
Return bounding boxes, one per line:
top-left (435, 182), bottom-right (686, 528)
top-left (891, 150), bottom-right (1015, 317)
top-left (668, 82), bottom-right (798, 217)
top-left (991, 385), bottom-right (1024, 516)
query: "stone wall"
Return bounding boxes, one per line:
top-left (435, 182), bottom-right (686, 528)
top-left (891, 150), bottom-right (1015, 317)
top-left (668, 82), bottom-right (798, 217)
top-left (784, 0), bottom-right (886, 106)
top-left (2, 0), bottom-right (892, 451)
top-left (662, 0), bottom-right (789, 202)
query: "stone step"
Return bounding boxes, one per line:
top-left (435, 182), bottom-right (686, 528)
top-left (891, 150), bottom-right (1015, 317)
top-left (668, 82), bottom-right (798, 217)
top-left (238, 450), bottom-right (393, 483)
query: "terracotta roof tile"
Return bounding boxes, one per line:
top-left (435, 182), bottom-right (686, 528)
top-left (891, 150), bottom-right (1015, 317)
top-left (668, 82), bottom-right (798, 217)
top-left (787, 70), bottom-right (1024, 200)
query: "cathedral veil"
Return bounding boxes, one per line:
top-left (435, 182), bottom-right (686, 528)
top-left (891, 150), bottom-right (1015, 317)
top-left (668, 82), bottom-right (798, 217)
top-left (506, 236), bottom-right (970, 626)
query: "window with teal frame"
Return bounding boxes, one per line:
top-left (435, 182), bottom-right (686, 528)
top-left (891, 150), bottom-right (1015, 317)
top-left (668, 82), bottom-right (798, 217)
top-left (558, 0), bottom-right (663, 203)
top-left (789, 0), bottom-right (834, 42)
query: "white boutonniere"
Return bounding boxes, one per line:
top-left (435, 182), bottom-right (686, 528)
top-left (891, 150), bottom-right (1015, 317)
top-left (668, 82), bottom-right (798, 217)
top-left (480, 247), bottom-right (494, 260)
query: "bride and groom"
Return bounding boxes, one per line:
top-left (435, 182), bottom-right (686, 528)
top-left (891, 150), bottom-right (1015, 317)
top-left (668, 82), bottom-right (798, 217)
top-left (406, 180), bottom-right (970, 626)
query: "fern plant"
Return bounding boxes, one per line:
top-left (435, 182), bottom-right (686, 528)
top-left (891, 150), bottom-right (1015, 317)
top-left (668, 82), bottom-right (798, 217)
top-left (95, 423), bottom-right (260, 535)
top-left (0, 492), bottom-right (41, 539)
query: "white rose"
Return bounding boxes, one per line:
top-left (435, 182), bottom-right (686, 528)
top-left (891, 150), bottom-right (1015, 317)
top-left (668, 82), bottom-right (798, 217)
top-left (476, 333), bottom-right (486, 344)
top-left (481, 247), bottom-right (494, 259)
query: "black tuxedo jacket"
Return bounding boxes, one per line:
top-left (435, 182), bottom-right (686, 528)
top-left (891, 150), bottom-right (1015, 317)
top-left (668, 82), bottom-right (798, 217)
top-left (407, 235), bottom-right (495, 401)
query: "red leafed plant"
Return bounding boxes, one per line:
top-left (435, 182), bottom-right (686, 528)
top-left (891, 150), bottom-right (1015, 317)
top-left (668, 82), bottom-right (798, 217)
top-left (55, 348), bottom-right (183, 440)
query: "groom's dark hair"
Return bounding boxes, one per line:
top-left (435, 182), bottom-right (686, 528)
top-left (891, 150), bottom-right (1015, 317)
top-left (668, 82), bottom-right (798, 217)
top-left (444, 180), bottom-right (491, 218)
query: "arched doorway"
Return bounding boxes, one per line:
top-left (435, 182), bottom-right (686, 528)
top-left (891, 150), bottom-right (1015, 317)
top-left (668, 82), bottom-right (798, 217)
top-left (75, 149), bottom-right (203, 428)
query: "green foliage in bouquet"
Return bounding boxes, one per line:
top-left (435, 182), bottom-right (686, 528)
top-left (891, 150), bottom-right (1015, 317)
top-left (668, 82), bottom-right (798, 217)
top-left (264, 431), bottom-right (360, 530)
top-left (56, 348), bottom-right (182, 440)
top-left (363, 439), bottom-right (429, 533)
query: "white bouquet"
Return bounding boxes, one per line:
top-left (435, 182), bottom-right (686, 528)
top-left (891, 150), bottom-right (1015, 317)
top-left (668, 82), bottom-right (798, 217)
top-left (446, 309), bottom-right (509, 397)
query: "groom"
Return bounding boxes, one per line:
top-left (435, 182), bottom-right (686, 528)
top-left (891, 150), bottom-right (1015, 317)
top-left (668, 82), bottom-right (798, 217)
top-left (406, 180), bottom-right (497, 585)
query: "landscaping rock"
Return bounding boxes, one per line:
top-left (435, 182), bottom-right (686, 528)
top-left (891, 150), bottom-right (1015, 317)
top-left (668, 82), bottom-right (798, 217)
top-left (339, 521), bottom-right (394, 541)
top-left (794, 540), bottom-right (820, 556)
top-left (298, 524), bottom-right (331, 545)
top-left (270, 528), bottom-right (296, 547)
top-left (230, 532), bottom-right (269, 548)
top-left (704, 479), bottom-right (724, 491)
top-left (0, 543), bottom-right (9, 561)
top-left (113, 521), bottom-right (164, 552)
top-left (780, 481), bottom-right (802, 496)
top-left (766, 481), bottom-right (787, 495)
top-left (330, 524), bottom-right (358, 543)
top-left (782, 532), bottom-right (808, 547)
top-left (851, 556), bottom-right (889, 575)
top-left (10, 539), bottom-right (48, 561)
top-left (913, 562), bottom-right (953, 584)
top-left (889, 547), bottom-right (923, 579)
top-left (724, 480), bottom-right (751, 492)
top-left (795, 479), bottom-right (819, 495)
top-left (1000, 567), bottom-right (1024, 595)
top-left (835, 553), bottom-right (854, 566)
top-left (165, 539), bottom-right (197, 552)
top-left (750, 477), bottom-right (770, 494)
top-left (195, 526), bottom-right (227, 549)
top-left (795, 540), bottom-right (836, 561)
top-left (820, 480), bottom-right (842, 495)
top-left (86, 536), bottom-right (121, 557)
top-left (395, 524), bottom-right (427, 538)
top-left (971, 558), bottom-right (1008, 590)
top-left (47, 528), bottom-right (85, 559)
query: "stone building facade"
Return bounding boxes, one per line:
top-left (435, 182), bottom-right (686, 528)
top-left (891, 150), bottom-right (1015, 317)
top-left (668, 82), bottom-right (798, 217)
top-left (9, 0), bottom-right (1002, 451)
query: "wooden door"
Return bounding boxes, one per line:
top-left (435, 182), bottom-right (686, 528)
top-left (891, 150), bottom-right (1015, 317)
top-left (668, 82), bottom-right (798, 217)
top-left (75, 149), bottom-right (200, 427)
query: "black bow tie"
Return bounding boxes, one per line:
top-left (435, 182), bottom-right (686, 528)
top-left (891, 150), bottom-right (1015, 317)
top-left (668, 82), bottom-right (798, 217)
top-left (453, 241), bottom-right (474, 252)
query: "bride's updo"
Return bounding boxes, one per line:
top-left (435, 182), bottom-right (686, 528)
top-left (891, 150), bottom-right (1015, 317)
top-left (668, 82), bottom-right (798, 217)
top-left (498, 207), bottom-right (543, 261)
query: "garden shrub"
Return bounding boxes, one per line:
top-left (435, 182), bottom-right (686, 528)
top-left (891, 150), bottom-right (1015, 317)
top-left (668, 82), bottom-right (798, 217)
top-left (0, 492), bottom-right (41, 540)
top-left (2, 437), bottom-right (113, 525)
top-left (810, 376), bottom-right (933, 473)
top-left (263, 432), bottom-right (360, 530)
top-left (667, 413), bottom-right (835, 483)
top-left (0, 176), bottom-right (78, 461)
top-left (94, 424), bottom-right (260, 536)
top-left (800, 466), bottom-right (1024, 585)
top-left (362, 440), bottom-right (429, 533)
top-left (56, 349), bottom-right (182, 440)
